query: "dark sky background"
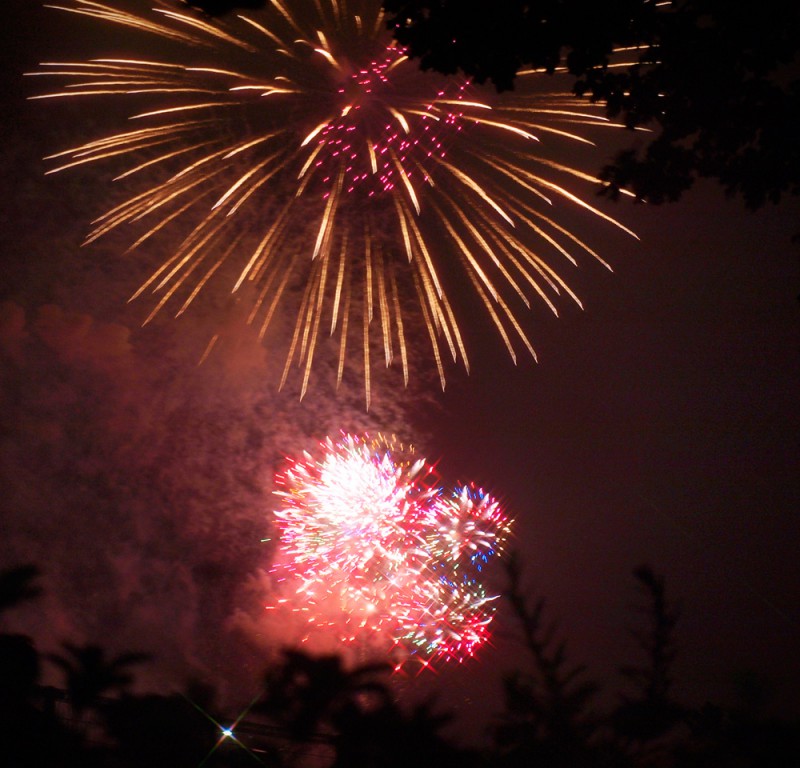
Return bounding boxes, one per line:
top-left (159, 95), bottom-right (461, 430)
top-left (2, 0), bottom-right (798, 738)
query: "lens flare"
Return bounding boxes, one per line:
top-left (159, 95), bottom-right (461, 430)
top-left (270, 433), bottom-right (511, 667)
top-left (30, 1), bottom-right (637, 402)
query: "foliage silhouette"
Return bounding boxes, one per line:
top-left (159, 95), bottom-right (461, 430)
top-left (258, 649), bottom-right (393, 743)
top-left (1, 562), bottom-right (798, 766)
top-left (48, 642), bottom-right (151, 717)
top-left (0, 566), bottom-right (81, 767)
top-left (494, 552), bottom-right (610, 767)
top-left (0, 564), bottom-right (42, 614)
top-left (257, 648), bottom-right (476, 768)
top-left (613, 565), bottom-right (684, 747)
top-left (383, 0), bottom-right (800, 211)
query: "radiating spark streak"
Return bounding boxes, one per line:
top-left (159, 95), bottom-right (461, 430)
top-left (470, 117), bottom-right (541, 142)
top-left (225, 160), bottom-right (286, 216)
top-left (533, 175), bottom-right (640, 239)
top-left (475, 227), bottom-right (562, 315)
top-left (420, 268), bottom-right (459, 364)
top-left (128, 203), bottom-right (221, 299)
top-left (91, 172), bottom-right (212, 244)
top-left (280, 275), bottom-right (314, 390)
top-left (512, 198), bottom-right (612, 272)
top-left (236, 14), bottom-right (286, 47)
top-left (43, 138), bottom-right (173, 174)
top-left (176, 253), bottom-right (229, 317)
top-left (367, 140), bottom-right (378, 174)
top-left (389, 270), bottom-right (409, 385)
top-left (297, 141), bottom-right (325, 179)
top-left (502, 104), bottom-right (610, 122)
top-left (133, 166), bottom-right (225, 221)
top-left (388, 107), bottom-right (410, 134)
top-left (153, 215), bottom-right (228, 295)
top-left (113, 142), bottom-right (211, 181)
top-left (269, 0), bottom-right (305, 36)
top-left (394, 198), bottom-right (414, 263)
top-left (505, 119), bottom-right (596, 145)
top-left (227, 84), bottom-right (289, 93)
top-left (473, 152), bottom-right (554, 207)
top-left (363, 292), bottom-right (371, 409)
top-left (385, 52), bottom-right (407, 73)
top-left (389, 150), bottom-right (420, 214)
top-left (412, 270), bottom-right (446, 389)
top-left (222, 132), bottom-right (280, 158)
top-left (364, 233), bottom-right (374, 323)
top-left (43, 2), bottom-right (205, 45)
top-left (198, 333), bottom-right (219, 364)
top-left (255, 261), bottom-right (294, 340)
top-left (336, 279), bottom-right (351, 385)
top-left (436, 289), bottom-right (469, 371)
top-left (233, 209), bottom-right (289, 293)
top-left (313, 170), bottom-right (341, 259)
top-left (330, 235), bottom-right (347, 334)
top-left (435, 205), bottom-right (501, 304)
top-left (436, 159), bottom-right (515, 226)
top-left (212, 150), bottom-right (282, 210)
top-left (130, 102), bottom-right (232, 119)
top-left (123, 194), bottom-right (209, 256)
top-left (187, 66), bottom-right (249, 78)
top-left (300, 250), bottom-right (330, 400)
top-left (30, 90), bottom-right (148, 100)
top-left (301, 121), bottom-right (329, 147)
top-left (392, 196), bottom-right (445, 301)
top-left (436, 99), bottom-right (491, 110)
top-left (154, 9), bottom-right (257, 51)
top-left (93, 58), bottom-right (185, 68)
top-left (297, 260), bottom-right (325, 367)
top-left (313, 47), bottom-right (342, 71)
top-left (465, 269), bottom-right (522, 364)
top-left (446, 194), bottom-right (532, 308)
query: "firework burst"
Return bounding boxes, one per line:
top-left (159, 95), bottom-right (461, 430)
top-left (30, 0), bottom-right (637, 402)
top-left (270, 433), bottom-right (511, 667)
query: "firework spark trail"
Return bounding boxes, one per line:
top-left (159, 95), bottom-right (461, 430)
top-left (270, 433), bottom-right (511, 667)
top-left (30, 0), bottom-right (637, 403)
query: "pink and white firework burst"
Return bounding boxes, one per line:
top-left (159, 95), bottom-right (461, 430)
top-left (270, 433), bottom-right (511, 667)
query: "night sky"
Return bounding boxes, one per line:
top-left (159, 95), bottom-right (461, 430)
top-left (2, 0), bottom-right (798, 736)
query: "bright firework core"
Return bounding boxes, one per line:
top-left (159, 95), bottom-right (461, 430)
top-left (270, 434), bottom-right (511, 668)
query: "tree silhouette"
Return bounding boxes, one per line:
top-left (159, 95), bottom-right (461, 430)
top-left (612, 565), bottom-right (684, 747)
top-left (0, 564), bottom-right (42, 615)
top-left (0, 565), bottom-right (83, 767)
top-left (257, 648), bottom-right (476, 768)
top-left (493, 553), bottom-right (605, 767)
top-left (258, 650), bottom-right (392, 743)
top-left (48, 642), bottom-right (151, 717)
